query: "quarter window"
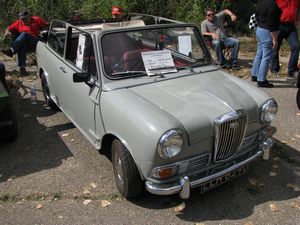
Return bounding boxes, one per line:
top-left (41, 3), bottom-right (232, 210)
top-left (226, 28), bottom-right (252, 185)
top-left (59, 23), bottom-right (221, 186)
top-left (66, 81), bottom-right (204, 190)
top-left (66, 27), bottom-right (97, 77)
top-left (47, 21), bottom-right (66, 56)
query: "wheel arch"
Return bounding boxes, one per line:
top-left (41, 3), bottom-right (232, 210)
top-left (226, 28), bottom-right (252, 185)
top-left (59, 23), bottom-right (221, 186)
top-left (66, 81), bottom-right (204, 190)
top-left (39, 68), bottom-right (58, 110)
top-left (38, 67), bottom-right (49, 80)
top-left (100, 133), bottom-right (145, 181)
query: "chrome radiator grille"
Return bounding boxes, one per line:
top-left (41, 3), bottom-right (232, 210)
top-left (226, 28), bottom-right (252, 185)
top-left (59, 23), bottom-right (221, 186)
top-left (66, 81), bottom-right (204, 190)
top-left (214, 111), bottom-right (247, 162)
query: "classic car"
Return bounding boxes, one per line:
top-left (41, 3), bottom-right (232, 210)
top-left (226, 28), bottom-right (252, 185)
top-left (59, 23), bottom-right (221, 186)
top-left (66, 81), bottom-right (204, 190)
top-left (0, 74), bottom-right (18, 142)
top-left (36, 14), bottom-right (277, 199)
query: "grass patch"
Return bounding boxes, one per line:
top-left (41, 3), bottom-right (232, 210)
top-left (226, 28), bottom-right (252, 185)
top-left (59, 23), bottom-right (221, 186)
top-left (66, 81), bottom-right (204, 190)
top-left (0, 193), bottom-right (20, 203)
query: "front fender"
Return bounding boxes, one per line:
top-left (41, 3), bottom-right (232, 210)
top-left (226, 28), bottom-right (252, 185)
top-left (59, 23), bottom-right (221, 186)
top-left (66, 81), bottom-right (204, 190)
top-left (100, 89), bottom-right (186, 176)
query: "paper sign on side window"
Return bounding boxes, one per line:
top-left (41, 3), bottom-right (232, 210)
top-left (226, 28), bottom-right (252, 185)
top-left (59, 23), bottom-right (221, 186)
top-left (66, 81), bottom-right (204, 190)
top-left (76, 34), bottom-right (86, 69)
top-left (141, 50), bottom-right (177, 76)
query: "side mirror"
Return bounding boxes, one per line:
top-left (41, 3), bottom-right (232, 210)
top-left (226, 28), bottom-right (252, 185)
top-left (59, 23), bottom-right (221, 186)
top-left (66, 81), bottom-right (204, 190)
top-left (73, 72), bottom-right (90, 83)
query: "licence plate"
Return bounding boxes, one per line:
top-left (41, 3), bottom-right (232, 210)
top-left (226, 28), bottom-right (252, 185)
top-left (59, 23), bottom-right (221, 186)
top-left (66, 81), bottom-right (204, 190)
top-left (201, 164), bottom-right (249, 193)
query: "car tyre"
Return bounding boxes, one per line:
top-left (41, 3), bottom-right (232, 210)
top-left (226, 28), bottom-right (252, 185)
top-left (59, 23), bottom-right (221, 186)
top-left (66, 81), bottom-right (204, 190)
top-left (41, 72), bottom-right (58, 110)
top-left (111, 138), bottom-right (143, 198)
top-left (0, 103), bottom-right (18, 142)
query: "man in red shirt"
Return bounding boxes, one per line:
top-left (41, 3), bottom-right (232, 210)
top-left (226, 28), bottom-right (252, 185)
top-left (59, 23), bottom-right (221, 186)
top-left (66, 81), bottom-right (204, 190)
top-left (270, 0), bottom-right (299, 79)
top-left (1, 11), bottom-right (48, 75)
top-left (111, 6), bottom-right (123, 19)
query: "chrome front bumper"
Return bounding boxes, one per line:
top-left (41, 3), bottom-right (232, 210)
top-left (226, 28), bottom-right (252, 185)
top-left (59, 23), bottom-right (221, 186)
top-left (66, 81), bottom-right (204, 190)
top-left (146, 138), bottom-right (274, 199)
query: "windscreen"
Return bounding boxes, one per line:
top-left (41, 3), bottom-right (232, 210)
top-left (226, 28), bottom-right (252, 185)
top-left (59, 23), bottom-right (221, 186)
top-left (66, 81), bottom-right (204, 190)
top-left (101, 26), bottom-right (211, 79)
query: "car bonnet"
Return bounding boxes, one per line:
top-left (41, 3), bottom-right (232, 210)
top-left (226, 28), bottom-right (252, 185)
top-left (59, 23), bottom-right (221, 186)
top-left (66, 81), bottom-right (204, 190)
top-left (128, 71), bottom-right (259, 145)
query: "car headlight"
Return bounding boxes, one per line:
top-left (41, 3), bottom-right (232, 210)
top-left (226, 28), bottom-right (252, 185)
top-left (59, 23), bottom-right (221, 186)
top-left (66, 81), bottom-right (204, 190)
top-left (158, 129), bottom-right (183, 159)
top-left (261, 99), bottom-right (278, 123)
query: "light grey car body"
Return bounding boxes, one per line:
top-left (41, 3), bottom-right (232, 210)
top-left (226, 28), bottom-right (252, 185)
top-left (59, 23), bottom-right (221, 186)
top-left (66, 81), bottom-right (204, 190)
top-left (36, 15), bottom-right (276, 199)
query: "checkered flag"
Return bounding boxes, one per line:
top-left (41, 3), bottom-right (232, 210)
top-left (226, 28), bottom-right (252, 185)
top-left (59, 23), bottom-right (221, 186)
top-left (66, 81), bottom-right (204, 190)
top-left (249, 13), bottom-right (258, 29)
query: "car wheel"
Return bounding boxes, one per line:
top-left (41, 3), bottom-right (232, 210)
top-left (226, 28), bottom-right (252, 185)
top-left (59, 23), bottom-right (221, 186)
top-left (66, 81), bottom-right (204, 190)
top-left (111, 138), bottom-right (143, 198)
top-left (297, 88), bottom-right (300, 110)
top-left (0, 103), bottom-right (18, 142)
top-left (41, 72), bottom-right (58, 110)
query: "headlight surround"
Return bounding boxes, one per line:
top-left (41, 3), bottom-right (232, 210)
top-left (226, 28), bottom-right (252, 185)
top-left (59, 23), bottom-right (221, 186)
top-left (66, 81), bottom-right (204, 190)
top-left (261, 99), bottom-right (278, 123)
top-left (158, 129), bottom-right (183, 159)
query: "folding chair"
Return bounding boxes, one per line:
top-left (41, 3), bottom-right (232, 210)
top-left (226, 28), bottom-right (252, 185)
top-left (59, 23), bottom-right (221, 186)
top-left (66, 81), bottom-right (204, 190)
top-left (203, 35), bottom-right (231, 64)
top-left (26, 52), bottom-right (37, 66)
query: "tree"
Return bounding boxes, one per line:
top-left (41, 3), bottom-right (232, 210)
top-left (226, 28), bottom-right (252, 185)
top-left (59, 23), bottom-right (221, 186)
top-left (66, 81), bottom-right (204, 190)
top-left (0, 0), bottom-right (257, 34)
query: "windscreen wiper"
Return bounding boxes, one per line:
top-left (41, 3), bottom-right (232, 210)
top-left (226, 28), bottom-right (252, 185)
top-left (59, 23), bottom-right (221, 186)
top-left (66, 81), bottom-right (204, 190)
top-left (148, 65), bottom-right (195, 74)
top-left (148, 66), bottom-right (178, 71)
top-left (111, 70), bottom-right (148, 77)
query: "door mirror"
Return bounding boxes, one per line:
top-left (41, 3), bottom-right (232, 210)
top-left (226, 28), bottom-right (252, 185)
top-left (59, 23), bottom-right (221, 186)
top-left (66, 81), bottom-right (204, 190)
top-left (73, 72), bottom-right (90, 83)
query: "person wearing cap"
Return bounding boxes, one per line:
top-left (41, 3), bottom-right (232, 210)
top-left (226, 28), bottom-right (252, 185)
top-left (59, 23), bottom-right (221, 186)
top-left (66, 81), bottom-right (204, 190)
top-left (71, 10), bottom-right (81, 23)
top-left (112, 6), bottom-right (123, 19)
top-left (1, 11), bottom-right (48, 75)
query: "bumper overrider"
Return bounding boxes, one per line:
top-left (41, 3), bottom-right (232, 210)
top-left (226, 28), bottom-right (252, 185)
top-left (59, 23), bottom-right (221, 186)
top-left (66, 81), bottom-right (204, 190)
top-left (145, 137), bottom-right (274, 199)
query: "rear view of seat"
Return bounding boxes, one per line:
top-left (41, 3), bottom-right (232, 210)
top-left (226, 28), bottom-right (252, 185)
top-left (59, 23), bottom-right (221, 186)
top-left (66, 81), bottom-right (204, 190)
top-left (102, 33), bottom-right (141, 73)
top-left (122, 49), bottom-right (151, 71)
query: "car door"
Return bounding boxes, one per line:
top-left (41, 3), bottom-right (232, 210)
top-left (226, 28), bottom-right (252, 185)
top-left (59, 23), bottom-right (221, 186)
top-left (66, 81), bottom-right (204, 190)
top-left (45, 20), bottom-right (68, 106)
top-left (57, 26), bottom-right (104, 148)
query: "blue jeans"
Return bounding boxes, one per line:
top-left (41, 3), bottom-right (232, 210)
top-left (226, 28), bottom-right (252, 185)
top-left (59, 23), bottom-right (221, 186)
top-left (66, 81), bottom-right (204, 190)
top-left (11, 32), bottom-right (39, 67)
top-left (212, 37), bottom-right (239, 66)
top-left (251, 27), bottom-right (272, 82)
top-left (270, 23), bottom-right (299, 75)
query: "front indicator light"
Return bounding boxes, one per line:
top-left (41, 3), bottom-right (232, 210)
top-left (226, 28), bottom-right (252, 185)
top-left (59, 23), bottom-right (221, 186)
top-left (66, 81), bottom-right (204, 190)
top-left (152, 166), bottom-right (178, 179)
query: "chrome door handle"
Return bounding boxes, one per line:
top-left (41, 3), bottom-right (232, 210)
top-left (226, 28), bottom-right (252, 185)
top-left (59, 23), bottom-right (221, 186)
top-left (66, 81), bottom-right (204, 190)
top-left (59, 67), bottom-right (67, 73)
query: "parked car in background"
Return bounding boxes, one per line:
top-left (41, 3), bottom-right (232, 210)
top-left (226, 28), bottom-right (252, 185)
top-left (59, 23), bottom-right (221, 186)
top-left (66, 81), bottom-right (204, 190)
top-left (36, 14), bottom-right (278, 199)
top-left (0, 75), bottom-right (18, 142)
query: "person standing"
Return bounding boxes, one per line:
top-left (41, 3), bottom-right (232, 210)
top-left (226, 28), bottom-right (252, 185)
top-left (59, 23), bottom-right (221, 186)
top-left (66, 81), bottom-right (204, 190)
top-left (201, 8), bottom-right (240, 69)
top-left (270, 0), bottom-right (299, 79)
top-left (70, 10), bottom-right (82, 23)
top-left (251, 0), bottom-right (282, 88)
top-left (1, 11), bottom-right (48, 75)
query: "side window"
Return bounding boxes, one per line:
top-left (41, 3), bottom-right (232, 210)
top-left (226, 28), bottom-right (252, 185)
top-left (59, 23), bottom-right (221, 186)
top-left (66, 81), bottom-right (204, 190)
top-left (66, 27), bottom-right (97, 77)
top-left (48, 21), bottom-right (66, 56)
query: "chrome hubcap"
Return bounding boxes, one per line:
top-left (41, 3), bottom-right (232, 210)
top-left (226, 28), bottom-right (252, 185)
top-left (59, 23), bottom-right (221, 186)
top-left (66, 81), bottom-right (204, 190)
top-left (115, 155), bottom-right (124, 185)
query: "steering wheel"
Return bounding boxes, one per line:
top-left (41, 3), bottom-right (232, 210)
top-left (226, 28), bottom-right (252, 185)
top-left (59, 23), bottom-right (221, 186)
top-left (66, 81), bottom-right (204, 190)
top-left (111, 58), bottom-right (140, 72)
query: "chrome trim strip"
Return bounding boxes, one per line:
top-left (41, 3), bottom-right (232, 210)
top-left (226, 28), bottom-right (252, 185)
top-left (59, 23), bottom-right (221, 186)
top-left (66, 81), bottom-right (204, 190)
top-left (145, 150), bottom-right (263, 196)
top-left (207, 91), bottom-right (235, 112)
